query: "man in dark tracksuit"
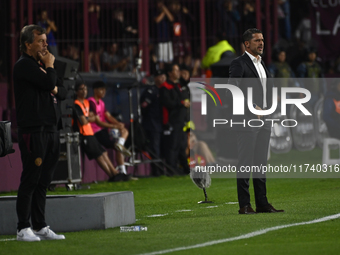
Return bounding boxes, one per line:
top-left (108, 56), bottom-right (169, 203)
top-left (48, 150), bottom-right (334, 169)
top-left (13, 25), bottom-right (66, 241)
top-left (160, 63), bottom-right (190, 175)
top-left (178, 65), bottom-right (191, 169)
top-left (140, 70), bottom-right (166, 176)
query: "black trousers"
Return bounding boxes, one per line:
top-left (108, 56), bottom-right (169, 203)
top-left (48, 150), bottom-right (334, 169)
top-left (236, 128), bottom-right (270, 209)
top-left (144, 129), bottom-right (162, 176)
top-left (16, 130), bottom-right (60, 231)
top-left (162, 124), bottom-right (189, 174)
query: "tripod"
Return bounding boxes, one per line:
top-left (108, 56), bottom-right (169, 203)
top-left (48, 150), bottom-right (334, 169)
top-left (124, 53), bottom-right (178, 176)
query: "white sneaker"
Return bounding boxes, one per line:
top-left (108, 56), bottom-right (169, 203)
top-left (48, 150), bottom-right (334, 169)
top-left (114, 143), bottom-right (132, 157)
top-left (17, 227), bottom-right (40, 242)
top-left (34, 226), bottom-right (65, 240)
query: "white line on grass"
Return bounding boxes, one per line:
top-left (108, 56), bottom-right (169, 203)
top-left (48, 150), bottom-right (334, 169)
top-left (0, 238), bottom-right (16, 242)
top-left (205, 206), bottom-right (219, 208)
top-left (147, 214), bottom-right (168, 218)
top-left (137, 213), bottom-right (340, 255)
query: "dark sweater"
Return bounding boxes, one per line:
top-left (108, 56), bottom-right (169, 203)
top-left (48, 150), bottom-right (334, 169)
top-left (159, 79), bottom-right (186, 127)
top-left (13, 53), bottom-right (66, 132)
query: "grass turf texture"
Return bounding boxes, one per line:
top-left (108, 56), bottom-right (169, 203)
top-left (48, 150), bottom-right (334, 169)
top-left (1, 148), bottom-right (340, 255)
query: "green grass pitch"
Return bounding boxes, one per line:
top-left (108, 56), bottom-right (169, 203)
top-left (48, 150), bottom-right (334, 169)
top-left (1, 147), bottom-right (340, 255)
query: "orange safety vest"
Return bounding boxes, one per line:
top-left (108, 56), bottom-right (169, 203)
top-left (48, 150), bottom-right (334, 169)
top-left (74, 99), bottom-right (94, 136)
top-left (333, 99), bottom-right (340, 115)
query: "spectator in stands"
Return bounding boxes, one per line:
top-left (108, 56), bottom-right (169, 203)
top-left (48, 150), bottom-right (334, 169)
top-left (201, 31), bottom-right (236, 70)
top-left (184, 54), bottom-right (201, 77)
top-left (73, 82), bottom-right (130, 181)
top-left (294, 13), bottom-right (311, 45)
top-left (268, 48), bottom-right (299, 114)
top-left (38, 10), bottom-right (58, 56)
top-left (160, 63), bottom-right (190, 175)
top-left (102, 42), bottom-right (129, 72)
top-left (323, 81), bottom-right (340, 140)
top-left (297, 47), bottom-right (326, 107)
top-left (112, 9), bottom-right (138, 72)
top-left (169, 0), bottom-right (194, 64)
top-left (217, 0), bottom-right (241, 41)
top-left (243, 0), bottom-right (256, 29)
top-left (87, 81), bottom-right (131, 176)
top-left (278, 0), bottom-right (292, 40)
top-left (154, 0), bottom-right (174, 70)
top-left (67, 44), bottom-right (80, 63)
top-left (268, 48), bottom-right (299, 92)
top-left (140, 69), bottom-right (166, 176)
top-left (88, 1), bottom-right (101, 72)
top-left (149, 44), bottom-right (159, 76)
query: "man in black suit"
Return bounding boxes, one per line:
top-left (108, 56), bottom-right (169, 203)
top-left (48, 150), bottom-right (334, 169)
top-left (228, 28), bottom-right (284, 214)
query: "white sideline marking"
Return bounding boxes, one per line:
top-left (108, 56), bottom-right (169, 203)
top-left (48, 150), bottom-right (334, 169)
top-left (0, 238), bottom-right (16, 242)
top-left (205, 206), bottom-right (219, 208)
top-left (147, 214), bottom-right (168, 218)
top-left (175, 210), bottom-right (192, 212)
top-left (225, 202), bottom-right (238, 205)
top-left (137, 213), bottom-right (340, 255)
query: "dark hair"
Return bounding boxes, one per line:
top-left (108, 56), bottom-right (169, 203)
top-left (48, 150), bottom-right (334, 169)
top-left (165, 63), bottom-right (178, 77)
top-left (242, 28), bottom-right (262, 45)
top-left (19, 25), bottom-right (46, 53)
top-left (307, 46), bottom-right (317, 54)
top-left (216, 31), bottom-right (226, 41)
top-left (75, 82), bottom-right (86, 91)
top-left (272, 47), bottom-right (286, 61)
top-left (114, 8), bottom-right (123, 16)
top-left (92, 81), bottom-right (106, 89)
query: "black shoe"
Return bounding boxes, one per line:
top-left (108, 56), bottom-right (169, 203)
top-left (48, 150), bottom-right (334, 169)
top-left (238, 205), bottom-right (257, 214)
top-left (108, 173), bottom-right (131, 182)
top-left (256, 204), bottom-right (284, 213)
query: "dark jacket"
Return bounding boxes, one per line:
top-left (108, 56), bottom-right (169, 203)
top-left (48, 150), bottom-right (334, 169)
top-left (228, 52), bottom-right (273, 131)
top-left (13, 53), bottom-right (66, 131)
top-left (179, 77), bottom-right (191, 123)
top-left (140, 85), bottom-right (162, 132)
top-left (159, 79), bottom-right (186, 128)
top-left (323, 89), bottom-right (340, 139)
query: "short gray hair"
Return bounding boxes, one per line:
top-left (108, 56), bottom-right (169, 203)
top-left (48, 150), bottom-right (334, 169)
top-left (19, 24), bottom-right (46, 53)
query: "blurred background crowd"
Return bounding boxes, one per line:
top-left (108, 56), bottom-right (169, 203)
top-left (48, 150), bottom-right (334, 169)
top-left (0, 0), bottom-right (340, 177)
top-left (1, 0), bottom-right (340, 82)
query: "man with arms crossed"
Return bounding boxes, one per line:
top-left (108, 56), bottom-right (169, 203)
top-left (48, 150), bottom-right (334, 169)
top-left (228, 28), bottom-right (284, 214)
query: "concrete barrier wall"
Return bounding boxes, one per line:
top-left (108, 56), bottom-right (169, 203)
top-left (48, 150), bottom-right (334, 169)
top-left (0, 192), bottom-right (135, 235)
